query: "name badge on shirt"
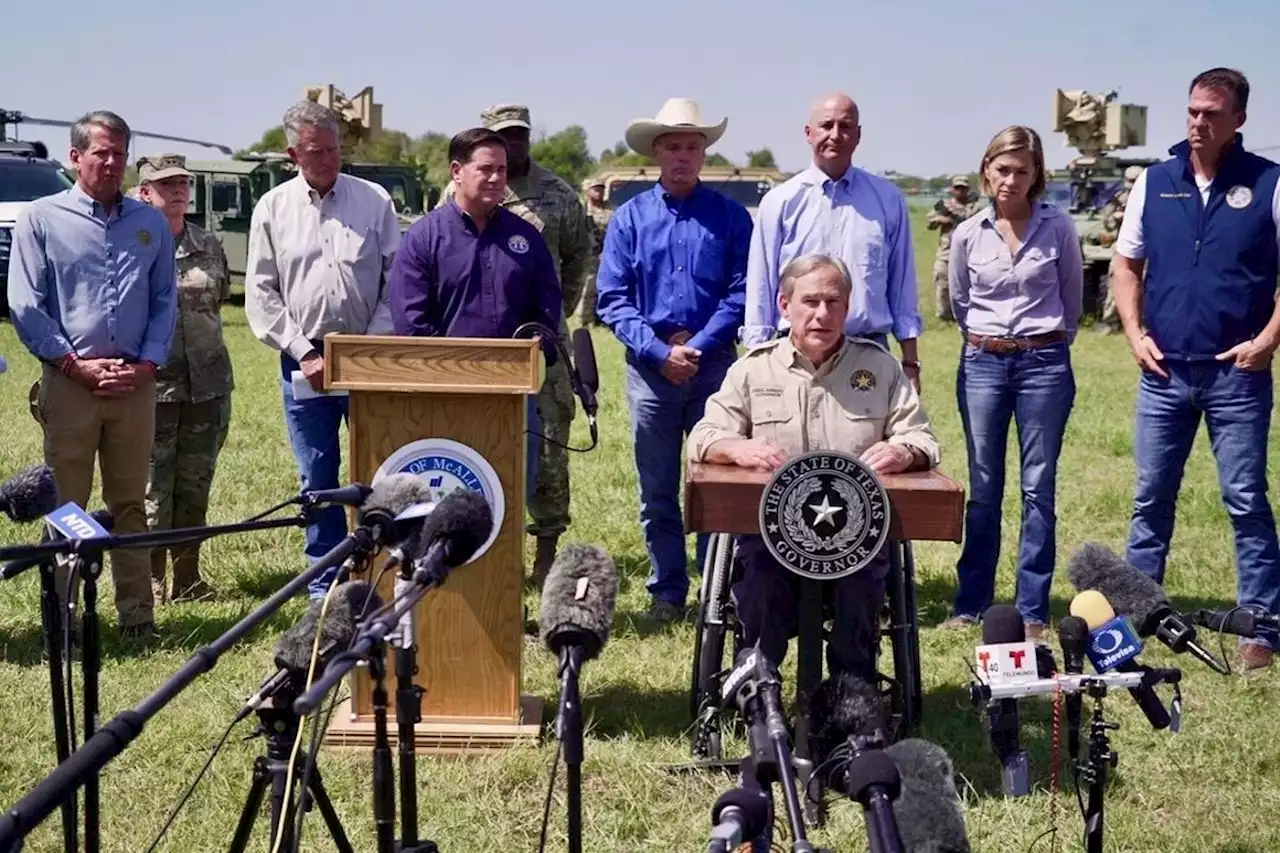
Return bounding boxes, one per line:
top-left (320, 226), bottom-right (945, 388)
top-left (751, 386), bottom-right (784, 398)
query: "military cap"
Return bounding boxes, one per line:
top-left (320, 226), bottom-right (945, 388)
top-left (482, 104), bottom-right (532, 132)
top-left (950, 174), bottom-right (969, 188)
top-left (136, 153), bottom-right (193, 183)
top-left (583, 175), bottom-right (606, 191)
top-left (1124, 165), bottom-right (1144, 181)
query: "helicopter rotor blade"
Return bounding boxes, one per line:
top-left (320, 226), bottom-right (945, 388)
top-left (18, 115), bottom-right (233, 155)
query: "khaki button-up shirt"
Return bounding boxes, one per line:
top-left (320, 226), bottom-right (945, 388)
top-left (156, 222), bottom-right (234, 404)
top-left (687, 336), bottom-right (941, 465)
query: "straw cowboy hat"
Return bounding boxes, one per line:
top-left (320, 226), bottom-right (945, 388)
top-left (624, 98), bottom-right (727, 155)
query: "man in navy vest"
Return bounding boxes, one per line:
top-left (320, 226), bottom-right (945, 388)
top-left (1112, 67), bottom-right (1280, 670)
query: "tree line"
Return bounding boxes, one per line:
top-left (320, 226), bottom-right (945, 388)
top-left (239, 123), bottom-right (976, 195)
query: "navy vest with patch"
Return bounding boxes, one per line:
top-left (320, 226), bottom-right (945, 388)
top-left (1140, 134), bottom-right (1279, 360)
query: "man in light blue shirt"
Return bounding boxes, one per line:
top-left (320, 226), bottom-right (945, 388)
top-left (743, 92), bottom-right (923, 389)
top-left (8, 110), bottom-right (177, 637)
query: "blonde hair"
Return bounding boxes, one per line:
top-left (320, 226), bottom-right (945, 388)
top-left (978, 125), bottom-right (1046, 201)
top-left (779, 254), bottom-right (852, 300)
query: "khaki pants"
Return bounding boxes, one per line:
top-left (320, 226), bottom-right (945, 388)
top-left (38, 365), bottom-right (157, 628)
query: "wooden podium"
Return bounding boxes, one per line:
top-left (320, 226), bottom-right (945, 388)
top-left (317, 333), bottom-right (545, 755)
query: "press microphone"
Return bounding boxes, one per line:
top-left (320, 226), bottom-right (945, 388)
top-left (1191, 607), bottom-right (1280, 639)
top-left (405, 487), bottom-right (494, 587)
top-left (0, 465), bottom-right (59, 523)
top-left (808, 670), bottom-right (891, 791)
top-left (1058, 615), bottom-right (1089, 761)
top-left (0, 508), bottom-right (113, 582)
top-left (237, 580), bottom-right (383, 722)
top-left (1069, 590), bottom-right (1172, 730)
top-left (1068, 542), bottom-right (1229, 674)
top-left (977, 605), bottom-right (1030, 796)
top-left (357, 474), bottom-right (433, 551)
top-left (296, 483), bottom-right (373, 509)
top-left (706, 786), bottom-right (772, 853)
top-left (539, 544), bottom-right (619, 662)
top-left (884, 738), bottom-right (972, 853)
top-left (570, 327), bottom-right (600, 418)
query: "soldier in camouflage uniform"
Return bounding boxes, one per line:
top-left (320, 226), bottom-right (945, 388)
top-left (440, 105), bottom-right (591, 580)
top-left (579, 175), bottom-right (612, 326)
top-left (135, 154), bottom-right (235, 602)
top-left (1096, 165), bottom-right (1144, 333)
top-left (925, 175), bottom-right (980, 321)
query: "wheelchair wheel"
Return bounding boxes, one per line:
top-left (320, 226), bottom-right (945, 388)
top-left (881, 541), bottom-right (923, 739)
top-left (690, 533), bottom-right (739, 759)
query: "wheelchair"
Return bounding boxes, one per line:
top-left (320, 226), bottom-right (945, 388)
top-left (688, 532), bottom-right (924, 761)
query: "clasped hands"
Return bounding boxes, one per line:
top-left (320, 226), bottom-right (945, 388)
top-left (65, 357), bottom-right (156, 397)
top-left (729, 436), bottom-right (916, 475)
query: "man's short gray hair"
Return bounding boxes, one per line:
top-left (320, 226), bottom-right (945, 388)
top-left (70, 110), bottom-right (131, 152)
top-left (779, 254), bottom-right (853, 299)
top-left (282, 100), bottom-right (340, 147)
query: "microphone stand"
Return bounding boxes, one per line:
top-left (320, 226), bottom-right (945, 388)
top-left (368, 638), bottom-right (397, 853)
top-left (0, 524), bottom-right (376, 853)
top-left (391, 575), bottom-right (437, 853)
top-left (37, 556), bottom-right (76, 853)
top-left (752, 675), bottom-right (812, 852)
top-left (842, 736), bottom-right (905, 853)
top-left (73, 547), bottom-right (106, 853)
top-left (1079, 683), bottom-right (1119, 853)
top-left (556, 645), bottom-right (586, 853)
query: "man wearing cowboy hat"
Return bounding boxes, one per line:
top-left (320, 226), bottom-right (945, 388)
top-left (437, 104), bottom-right (591, 583)
top-left (926, 174), bottom-right (980, 322)
top-left (596, 97), bottom-right (752, 622)
top-left (8, 109), bottom-right (177, 638)
top-left (580, 174), bottom-right (612, 327)
top-left (744, 92), bottom-right (924, 391)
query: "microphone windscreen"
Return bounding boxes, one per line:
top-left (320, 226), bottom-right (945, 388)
top-left (539, 544), bottom-right (618, 660)
top-left (1058, 614), bottom-right (1091, 651)
top-left (358, 473), bottom-right (432, 527)
top-left (711, 787), bottom-right (771, 840)
top-left (1067, 542), bottom-right (1170, 627)
top-left (416, 487), bottom-right (493, 568)
top-left (981, 604), bottom-right (1024, 644)
top-left (274, 580), bottom-right (384, 671)
top-left (885, 738), bottom-right (972, 853)
top-left (0, 464), bottom-right (59, 522)
top-left (808, 671), bottom-right (889, 767)
top-left (1069, 590), bottom-right (1116, 630)
top-left (571, 328), bottom-right (600, 393)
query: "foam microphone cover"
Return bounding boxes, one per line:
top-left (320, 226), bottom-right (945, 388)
top-left (539, 543), bottom-right (618, 660)
top-left (415, 487), bottom-right (494, 569)
top-left (0, 464), bottom-right (59, 522)
top-left (981, 604), bottom-right (1025, 644)
top-left (274, 580), bottom-right (384, 671)
top-left (1067, 542), bottom-right (1171, 627)
top-left (1058, 615), bottom-right (1090, 671)
top-left (1069, 590), bottom-right (1116, 631)
top-left (358, 473), bottom-right (432, 529)
top-left (808, 671), bottom-right (890, 769)
top-left (885, 738), bottom-right (972, 853)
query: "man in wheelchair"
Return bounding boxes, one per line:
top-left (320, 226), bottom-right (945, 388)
top-left (686, 253), bottom-right (941, 684)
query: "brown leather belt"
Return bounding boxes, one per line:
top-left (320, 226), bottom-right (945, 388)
top-left (966, 330), bottom-right (1067, 354)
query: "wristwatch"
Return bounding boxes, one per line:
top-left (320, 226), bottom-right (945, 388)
top-left (901, 359), bottom-right (921, 371)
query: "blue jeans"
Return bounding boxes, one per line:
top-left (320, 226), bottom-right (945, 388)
top-left (625, 349), bottom-right (733, 606)
top-left (953, 342), bottom-right (1075, 625)
top-left (281, 352), bottom-right (350, 598)
top-left (1126, 362), bottom-right (1280, 649)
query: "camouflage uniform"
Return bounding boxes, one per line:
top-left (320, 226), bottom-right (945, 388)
top-left (925, 176), bottom-right (981, 321)
top-left (1096, 165), bottom-right (1143, 332)
top-left (443, 104), bottom-right (592, 572)
top-left (580, 176), bottom-right (612, 326)
top-left (147, 219), bottom-right (235, 601)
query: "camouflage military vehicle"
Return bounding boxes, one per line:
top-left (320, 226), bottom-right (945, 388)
top-left (592, 165), bottom-right (787, 218)
top-left (1044, 89), bottom-right (1158, 316)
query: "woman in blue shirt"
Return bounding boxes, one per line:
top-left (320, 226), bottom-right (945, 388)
top-left (940, 125), bottom-right (1084, 639)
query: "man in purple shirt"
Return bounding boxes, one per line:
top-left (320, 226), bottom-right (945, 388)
top-left (389, 127), bottom-right (563, 502)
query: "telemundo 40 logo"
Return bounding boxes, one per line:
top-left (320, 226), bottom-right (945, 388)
top-left (1086, 617), bottom-right (1143, 672)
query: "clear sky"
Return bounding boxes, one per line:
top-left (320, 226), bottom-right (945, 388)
top-left (7, 0), bottom-right (1280, 175)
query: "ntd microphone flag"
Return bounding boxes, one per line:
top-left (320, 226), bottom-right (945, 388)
top-left (45, 502), bottom-right (110, 541)
top-left (975, 641), bottom-right (1038, 685)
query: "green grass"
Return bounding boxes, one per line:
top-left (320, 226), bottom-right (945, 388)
top-left (1, 209), bottom-right (1279, 852)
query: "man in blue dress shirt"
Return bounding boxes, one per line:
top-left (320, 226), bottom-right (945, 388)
top-left (8, 110), bottom-right (177, 638)
top-left (389, 127), bottom-right (563, 505)
top-left (743, 92), bottom-right (923, 391)
top-left (596, 98), bottom-right (752, 622)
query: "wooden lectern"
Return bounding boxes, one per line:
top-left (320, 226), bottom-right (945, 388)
top-left (317, 333), bottom-right (545, 754)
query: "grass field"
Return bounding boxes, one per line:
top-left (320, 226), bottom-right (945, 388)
top-left (1, 208), bottom-right (1279, 853)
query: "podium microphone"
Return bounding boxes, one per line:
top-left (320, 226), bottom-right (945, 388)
top-left (1068, 542), bottom-right (1229, 675)
top-left (0, 465), bottom-right (59, 523)
top-left (539, 544), bottom-right (619, 853)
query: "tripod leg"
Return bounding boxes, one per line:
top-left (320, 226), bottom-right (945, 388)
top-left (227, 756), bottom-right (271, 853)
top-left (303, 762), bottom-right (355, 853)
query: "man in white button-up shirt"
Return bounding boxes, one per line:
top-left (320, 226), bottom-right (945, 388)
top-left (245, 99), bottom-right (400, 597)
